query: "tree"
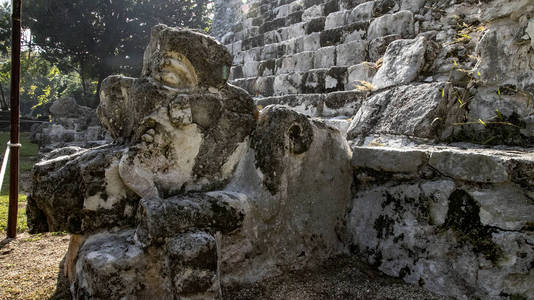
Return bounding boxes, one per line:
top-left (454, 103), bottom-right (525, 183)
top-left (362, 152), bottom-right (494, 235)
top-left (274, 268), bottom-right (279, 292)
top-left (0, 50), bottom-right (84, 116)
top-left (23, 0), bottom-right (212, 107)
top-left (0, 2), bottom-right (10, 56)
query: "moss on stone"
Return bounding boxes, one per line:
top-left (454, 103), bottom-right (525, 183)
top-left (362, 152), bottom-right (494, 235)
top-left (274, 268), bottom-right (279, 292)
top-left (373, 215), bottom-right (395, 239)
top-left (441, 189), bottom-right (504, 264)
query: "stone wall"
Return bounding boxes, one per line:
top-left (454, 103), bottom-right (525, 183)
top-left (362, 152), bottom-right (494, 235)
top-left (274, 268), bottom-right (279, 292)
top-left (214, 0), bottom-right (534, 299)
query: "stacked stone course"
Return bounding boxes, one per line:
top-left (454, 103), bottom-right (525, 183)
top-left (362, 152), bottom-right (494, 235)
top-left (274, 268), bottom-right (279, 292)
top-left (215, 0), bottom-right (534, 298)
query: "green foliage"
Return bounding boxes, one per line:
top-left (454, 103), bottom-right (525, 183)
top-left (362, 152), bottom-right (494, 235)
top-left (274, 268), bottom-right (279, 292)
top-left (0, 2), bottom-right (10, 55)
top-left (23, 0), bottom-right (213, 101)
top-left (0, 51), bottom-right (84, 115)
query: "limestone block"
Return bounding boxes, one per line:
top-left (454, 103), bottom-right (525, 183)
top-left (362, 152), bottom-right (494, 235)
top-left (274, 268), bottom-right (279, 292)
top-left (285, 37), bottom-right (305, 54)
top-left (314, 46), bottom-right (336, 68)
top-left (295, 51), bottom-right (315, 72)
top-left (233, 50), bottom-right (245, 65)
top-left (325, 67), bottom-right (348, 92)
top-left (346, 62), bottom-right (378, 90)
top-left (280, 22), bottom-right (306, 40)
top-left (372, 36), bottom-right (427, 90)
top-left (232, 40), bottom-right (242, 56)
top-left (347, 83), bottom-right (464, 141)
top-left (242, 60), bottom-right (260, 77)
top-left (336, 40), bottom-right (368, 67)
top-left (474, 24), bottom-right (534, 87)
top-left (429, 150), bottom-right (509, 184)
top-left (367, 10), bottom-right (415, 41)
top-left (258, 60), bottom-right (276, 76)
top-left (348, 178), bottom-right (534, 299)
top-left (480, 0), bottom-right (534, 22)
top-left (254, 75), bottom-right (275, 96)
top-left (325, 10), bottom-right (349, 30)
top-left (467, 185), bottom-right (534, 231)
top-left (288, 1), bottom-right (305, 14)
top-left (321, 118), bottom-right (351, 136)
top-left (302, 69), bottom-right (327, 93)
top-left (243, 18), bottom-right (254, 28)
top-left (230, 65), bottom-right (244, 80)
top-left (320, 27), bottom-right (344, 47)
top-left (400, 0), bottom-right (425, 12)
top-left (262, 43), bottom-right (280, 60)
top-left (348, 1), bottom-right (374, 23)
top-left (135, 193), bottom-right (245, 246)
top-left (274, 4), bottom-right (289, 18)
top-left (304, 32), bottom-right (321, 51)
top-left (372, 0), bottom-right (397, 17)
top-left (273, 73), bottom-right (302, 95)
top-left (256, 94), bottom-right (324, 116)
top-left (368, 34), bottom-right (400, 62)
top-left (352, 146), bottom-right (428, 173)
top-left (527, 17), bottom-right (534, 49)
top-left (302, 4), bottom-right (324, 21)
top-left (264, 30), bottom-right (282, 44)
top-left (323, 90), bottom-right (366, 117)
top-left (459, 87), bottom-right (534, 146)
top-left (277, 55), bottom-right (296, 74)
top-left (243, 48), bottom-right (260, 63)
top-left (305, 17), bottom-right (326, 34)
top-left (339, 0), bottom-right (364, 11)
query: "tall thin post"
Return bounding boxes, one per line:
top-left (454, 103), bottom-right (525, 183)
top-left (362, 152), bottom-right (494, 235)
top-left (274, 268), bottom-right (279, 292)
top-left (7, 0), bottom-right (22, 239)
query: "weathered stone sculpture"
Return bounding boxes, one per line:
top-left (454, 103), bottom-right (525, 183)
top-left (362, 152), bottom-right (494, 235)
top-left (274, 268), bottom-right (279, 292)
top-left (28, 24), bottom-right (352, 298)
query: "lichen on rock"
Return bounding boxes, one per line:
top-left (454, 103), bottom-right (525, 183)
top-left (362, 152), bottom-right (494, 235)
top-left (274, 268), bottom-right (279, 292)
top-left (29, 24), bottom-right (353, 299)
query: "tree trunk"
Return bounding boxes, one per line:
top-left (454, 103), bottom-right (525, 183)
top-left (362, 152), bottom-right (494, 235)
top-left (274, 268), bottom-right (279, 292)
top-left (0, 84), bottom-right (6, 110)
top-left (93, 75), bottom-right (106, 109)
top-left (79, 63), bottom-right (87, 98)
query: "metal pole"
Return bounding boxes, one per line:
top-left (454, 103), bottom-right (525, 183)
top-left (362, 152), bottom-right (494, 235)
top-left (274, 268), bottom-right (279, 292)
top-left (7, 0), bottom-right (21, 239)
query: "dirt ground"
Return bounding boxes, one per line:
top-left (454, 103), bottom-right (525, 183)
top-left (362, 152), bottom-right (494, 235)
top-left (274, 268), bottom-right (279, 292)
top-left (223, 255), bottom-right (450, 300)
top-left (0, 232), bottom-right (70, 300)
top-left (0, 234), bottom-right (449, 300)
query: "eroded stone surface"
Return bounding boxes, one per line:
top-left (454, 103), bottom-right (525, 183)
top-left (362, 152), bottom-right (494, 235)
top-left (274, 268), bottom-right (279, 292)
top-left (29, 24), bottom-right (354, 299)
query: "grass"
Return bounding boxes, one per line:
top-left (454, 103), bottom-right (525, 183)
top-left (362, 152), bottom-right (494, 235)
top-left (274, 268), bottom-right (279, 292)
top-left (0, 194), bottom-right (28, 234)
top-left (0, 131), bottom-right (38, 234)
top-left (0, 132), bottom-right (39, 195)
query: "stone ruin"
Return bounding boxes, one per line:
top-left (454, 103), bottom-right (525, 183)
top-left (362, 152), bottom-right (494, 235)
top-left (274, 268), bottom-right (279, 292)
top-left (30, 97), bottom-right (110, 153)
top-left (28, 0), bottom-right (534, 298)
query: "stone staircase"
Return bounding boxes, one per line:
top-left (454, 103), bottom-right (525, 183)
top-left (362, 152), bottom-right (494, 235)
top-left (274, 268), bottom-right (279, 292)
top-left (215, 0), bottom-right (534, 298)
top-left (225, 0), bottom-right (406, 97)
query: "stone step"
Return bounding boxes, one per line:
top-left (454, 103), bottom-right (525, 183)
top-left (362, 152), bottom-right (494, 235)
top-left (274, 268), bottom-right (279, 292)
top-left (227, 8), bottom-right (413, 61)
top-left (231, 36), bottom-right (371, 78)
top-left (230, 0), bottom-right (402, 47)
top-left (235, 18), bottom-right (370, 52)
top-left (345, 81), bottom-right (534, 147)
top-left (254, 90), bottom-right (366, 118)
top-left (352, 144), bottom-right (534, 187)
top-left (349, 143), bottom-right (534, 296)
top-left (232, 66), bottom-right (350, 96)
